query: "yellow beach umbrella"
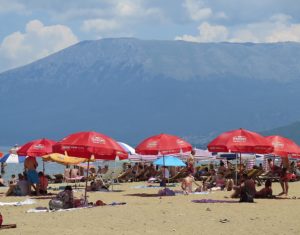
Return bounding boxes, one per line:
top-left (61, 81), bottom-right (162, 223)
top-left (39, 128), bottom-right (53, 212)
top-left (43, 153), bottom-right (89, 165)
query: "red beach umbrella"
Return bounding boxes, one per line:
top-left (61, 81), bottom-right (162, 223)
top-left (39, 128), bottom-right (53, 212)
top-left (53, 131), bottom-right (128, 201)
top-left (207, 128), bottom-right (273, 185)
top-left (52, 131), bottom-right (127, 160)
top-left (265, 135), bottom-right (300, 158)
top-left (136, 133), bottom-right (192, 191)
top-left (135, 133), bottom-right (192, 155)
top-left (17, 138), bottom-right (56, 157)
top-left (207, 128), bottom-right (273, 154)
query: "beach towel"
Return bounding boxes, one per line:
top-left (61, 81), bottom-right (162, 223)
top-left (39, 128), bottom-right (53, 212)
top-left (27, 202), bottom-right (127, 213)
top-left (0, 198), bottom-right (36, 206)
top-left (175, 191), bottom-right (209, 195)
top-left (192, 199), bottom-right (239, 203)
top-left (131, 184), bottom-right (177, 189)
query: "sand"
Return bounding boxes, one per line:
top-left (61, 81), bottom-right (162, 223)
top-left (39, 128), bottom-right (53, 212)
top-left (1, 181), bottom-right (300, 235)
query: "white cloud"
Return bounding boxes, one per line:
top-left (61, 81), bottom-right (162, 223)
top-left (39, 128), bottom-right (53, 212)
top-left (230, 14), bottom-right (300, 43)
top-left (183, 0), bottom-right (212, 21)
top-left (0, 20), bottom-right (78, 72)
top-left (82, 18), bottom-right (120, 33)
top-left (176, 14), bottom-right (300, 43)
top-left (175, 22), bottom-right (228, 42)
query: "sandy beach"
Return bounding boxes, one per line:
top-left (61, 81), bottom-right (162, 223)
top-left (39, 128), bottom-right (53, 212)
top-left (1, 181), bottom-right (300, 235)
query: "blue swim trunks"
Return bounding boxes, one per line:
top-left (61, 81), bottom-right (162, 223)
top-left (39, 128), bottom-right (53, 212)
top-left (27, 170), bottom-right (39, 184)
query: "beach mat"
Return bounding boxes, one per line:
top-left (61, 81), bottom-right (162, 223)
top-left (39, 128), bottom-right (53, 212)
top-left (0, 224), bottom-right (17, 230)
top-left (192, 199), bottom-right (239, 203)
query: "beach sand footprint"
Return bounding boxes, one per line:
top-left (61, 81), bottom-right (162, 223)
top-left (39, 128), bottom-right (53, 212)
top-left (219, 218), bottom-right (230, 223)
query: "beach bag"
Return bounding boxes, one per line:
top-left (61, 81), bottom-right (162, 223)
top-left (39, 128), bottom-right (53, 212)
top-left (49, 199), bottom-right (64, 210)
top-left (240, 190), bottom-right (254, 203)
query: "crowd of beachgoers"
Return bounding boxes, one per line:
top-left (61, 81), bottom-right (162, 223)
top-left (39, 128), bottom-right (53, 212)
top-left (1, 148), bottom-right (299, 210)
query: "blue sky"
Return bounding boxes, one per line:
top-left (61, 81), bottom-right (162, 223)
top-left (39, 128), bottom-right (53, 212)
top-left (1, 0), bottom-right (300, 72)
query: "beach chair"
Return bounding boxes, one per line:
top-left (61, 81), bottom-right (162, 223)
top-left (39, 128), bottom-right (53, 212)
top-left (99, 167), bottom-right (124, 190)
top-left (64, 168), bottom-right (84, 186)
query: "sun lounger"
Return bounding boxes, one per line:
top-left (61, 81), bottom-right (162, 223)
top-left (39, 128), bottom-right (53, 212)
top-left (64, 169), bottom-right (84, 185)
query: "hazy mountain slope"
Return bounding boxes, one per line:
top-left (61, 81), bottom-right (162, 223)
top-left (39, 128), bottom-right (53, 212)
top-left (261, 121), bottom-right (300, 145)
top-left (1, 38), bottom-right (300, 146)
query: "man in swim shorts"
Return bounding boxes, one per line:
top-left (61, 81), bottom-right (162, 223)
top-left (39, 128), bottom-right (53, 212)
top-left (24, 156), bottom-right (40, 195)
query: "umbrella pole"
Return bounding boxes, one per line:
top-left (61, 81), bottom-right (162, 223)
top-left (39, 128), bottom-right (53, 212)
top-left (235, 154), bottom-right (238, 185)
top-left (84, 159), bottom-right (90, 204)
top-left (42, 160), bottom-right (45, 176)
top-left (239, 152), bottom-right (242, 185)
top-left (163, 155), bottom-right (166, 190)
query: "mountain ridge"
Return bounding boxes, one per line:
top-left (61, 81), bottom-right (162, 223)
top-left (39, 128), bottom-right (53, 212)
top-left (1, 38), bottom-right (300, 146)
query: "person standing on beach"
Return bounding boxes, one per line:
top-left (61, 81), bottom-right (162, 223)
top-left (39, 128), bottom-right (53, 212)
top-left (24, 156), bottom-right (40, 195)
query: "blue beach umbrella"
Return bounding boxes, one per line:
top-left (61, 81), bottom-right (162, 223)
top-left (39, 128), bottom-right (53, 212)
top-left (153, 156), bottom-right (186, 167)
top-left (0, 153), bottom-right (26, 163)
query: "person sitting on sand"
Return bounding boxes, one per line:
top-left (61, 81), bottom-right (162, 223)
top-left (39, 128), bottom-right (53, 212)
top-left (255, 179), bottom-right (273, 198)
top-left (231, 173), bottom-right (256, 199)
top-left (49, 186), bottom-right (74, 210)
top-left (181, 173), bottom-right (201, 194)
top-left (202, 169), bottom-right (217, 191)
top-left (5, 173), bottom-right (29, 196)
top-left (38, 171), bottom-right (48, 195)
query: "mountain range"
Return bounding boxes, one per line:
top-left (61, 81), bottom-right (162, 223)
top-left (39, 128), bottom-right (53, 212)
top-left (1, 38), bottom-right (300, 147)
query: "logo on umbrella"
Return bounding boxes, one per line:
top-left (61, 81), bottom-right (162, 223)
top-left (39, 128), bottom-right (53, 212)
top-left (272, 141), bottom-right (284, 149)
top-left (233, 136), bottom-right (247, 143)
top-left (176, 140), bottom-right (185, 145)
top-left (91, 136), bottom-right (105, 144)
top-left (33, 144), bottom-right (45, 150)
top-left (147, 141), bottom-right (158, 148)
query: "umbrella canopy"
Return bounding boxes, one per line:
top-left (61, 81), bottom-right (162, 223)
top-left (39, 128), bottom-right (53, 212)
top-left (118, 142), bottom-right (136, 155)
top-left (43, 153), bottom-right (89, 165)
top-left (17, 138), bottom-right (56, 157)
top-left (154, 156), bottom-right (186, 167)
top-left (53, 131), bottom-right (128, 160)
top-left (207, 128), bottom-right (273, 154)
top-left (135, 133), bottom-right (192, 155)
top-left (265, 135), bottom-right (300, 158)
top-left (0, 153), bottom-right (26, 163)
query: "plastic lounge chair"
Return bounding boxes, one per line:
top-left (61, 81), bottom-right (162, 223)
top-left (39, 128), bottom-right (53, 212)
top-left (64, 168), bottom-right (84, 186)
